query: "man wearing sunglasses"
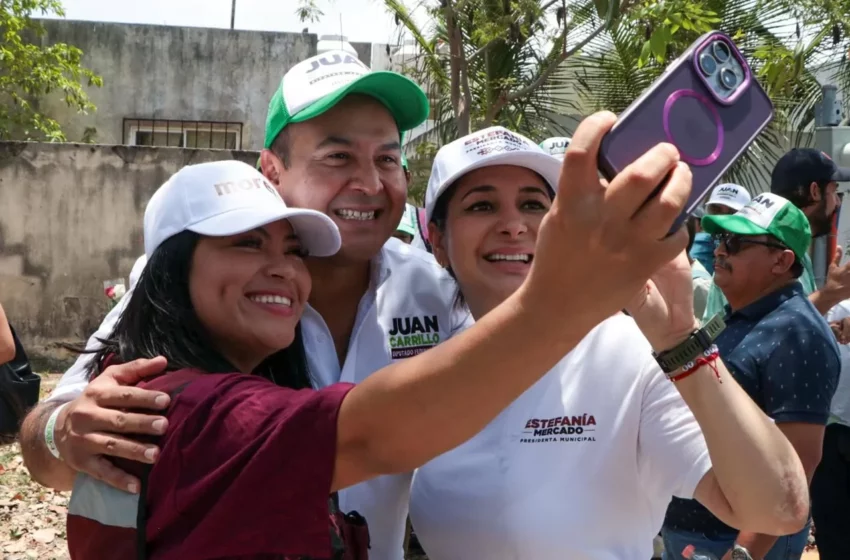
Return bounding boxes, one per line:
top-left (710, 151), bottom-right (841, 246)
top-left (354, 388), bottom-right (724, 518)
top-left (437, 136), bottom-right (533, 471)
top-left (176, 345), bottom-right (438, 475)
top-left (663, 193), bottom-right (841, 560)
top-left (701, 149), bottom-right (850, 324)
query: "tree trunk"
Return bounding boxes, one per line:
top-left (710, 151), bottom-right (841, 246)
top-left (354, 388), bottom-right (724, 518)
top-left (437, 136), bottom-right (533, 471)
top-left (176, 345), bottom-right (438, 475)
top-left (444, 0), bottom-right (471, 136)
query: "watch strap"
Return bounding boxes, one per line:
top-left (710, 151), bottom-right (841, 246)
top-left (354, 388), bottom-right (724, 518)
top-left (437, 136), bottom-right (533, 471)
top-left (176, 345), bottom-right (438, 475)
top-left (654, 314), bottom-right (725, 374)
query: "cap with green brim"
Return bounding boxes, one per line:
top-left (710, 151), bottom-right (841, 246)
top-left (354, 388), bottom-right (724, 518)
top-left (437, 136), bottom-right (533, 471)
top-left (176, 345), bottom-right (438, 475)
top-left (264, 50), bottom-right (430, 149)
top-left (400, 131), bottom-right (408, 170)
top-left (396, 203), bottom-right (417, 236)
top-left (701, 192), bottom-right (811, 263)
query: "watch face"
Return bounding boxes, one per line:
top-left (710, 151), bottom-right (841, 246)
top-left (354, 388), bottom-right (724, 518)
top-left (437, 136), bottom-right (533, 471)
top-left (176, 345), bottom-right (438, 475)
top-left (731, 546), bottom-right (753, 560)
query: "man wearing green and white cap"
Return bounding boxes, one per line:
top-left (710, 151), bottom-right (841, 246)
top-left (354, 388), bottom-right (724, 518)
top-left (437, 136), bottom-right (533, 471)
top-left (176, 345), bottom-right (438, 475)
top-left (22, 50), bottom-right (462, 560)
top-left (663, 193), bottom-right (840, 560)
top-left (393, 203), bottom-right (418, 244)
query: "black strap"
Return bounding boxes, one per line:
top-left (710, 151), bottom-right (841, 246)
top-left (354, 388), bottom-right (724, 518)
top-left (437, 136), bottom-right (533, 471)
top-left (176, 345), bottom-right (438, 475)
top-left (0, 325), bottom-right (40, 441)
top-left (136, 465), bottom-right (152, 560)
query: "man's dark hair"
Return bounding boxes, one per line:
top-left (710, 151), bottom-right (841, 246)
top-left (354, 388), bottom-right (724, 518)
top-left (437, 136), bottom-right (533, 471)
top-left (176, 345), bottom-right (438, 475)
top-left (270, 128), bottom-right (292, 170)
top-left (82, 231), bottom-right (310, 388)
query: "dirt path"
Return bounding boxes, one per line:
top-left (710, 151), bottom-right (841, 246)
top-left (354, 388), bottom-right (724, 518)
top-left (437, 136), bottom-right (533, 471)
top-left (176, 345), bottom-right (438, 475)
top-left (1, 374), bottom-right (70, 560)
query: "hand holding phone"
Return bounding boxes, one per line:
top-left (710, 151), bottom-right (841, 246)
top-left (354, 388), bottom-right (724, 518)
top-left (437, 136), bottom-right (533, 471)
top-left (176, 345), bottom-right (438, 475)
top-left (598, 31), bottom-right (774, 234)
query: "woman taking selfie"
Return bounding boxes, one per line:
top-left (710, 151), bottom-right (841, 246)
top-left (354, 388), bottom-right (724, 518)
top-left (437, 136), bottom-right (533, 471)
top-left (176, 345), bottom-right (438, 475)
top-left (407, 126), bottom-right (809, 560)
top-left (64, 112), bottom-right (728, 560)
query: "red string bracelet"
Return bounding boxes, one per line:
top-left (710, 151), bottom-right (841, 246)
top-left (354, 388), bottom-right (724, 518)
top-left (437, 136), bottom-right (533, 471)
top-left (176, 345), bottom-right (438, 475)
top-left (670, 344), bottom-right (721, 383)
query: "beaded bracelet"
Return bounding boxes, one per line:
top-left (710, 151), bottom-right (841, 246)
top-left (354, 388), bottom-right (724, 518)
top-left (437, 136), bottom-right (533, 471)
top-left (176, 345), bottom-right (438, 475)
top-left (670, 344), bottom-right (721, 383)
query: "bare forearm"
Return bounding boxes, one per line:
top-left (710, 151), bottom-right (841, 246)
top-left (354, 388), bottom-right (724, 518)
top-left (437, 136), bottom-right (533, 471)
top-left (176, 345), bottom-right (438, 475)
top-left (20, 402), bottom-right (77, 491)
top-left (337, 291), bottom-right (595, 485)
top-left (809, 290), bottom-right (838, 316)
top-left (676, 362), bottom-right (808, 534)
top-left (0, 304), bottom-right (15, 364)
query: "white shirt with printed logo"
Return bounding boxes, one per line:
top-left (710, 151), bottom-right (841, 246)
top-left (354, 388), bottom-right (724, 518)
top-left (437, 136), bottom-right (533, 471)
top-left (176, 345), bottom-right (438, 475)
top-left (409, 313), bottom-right (712, 560)
top-left (300, 238), bottom-right (467, 560)
top-left (49, 239), bottom-right (465, 560)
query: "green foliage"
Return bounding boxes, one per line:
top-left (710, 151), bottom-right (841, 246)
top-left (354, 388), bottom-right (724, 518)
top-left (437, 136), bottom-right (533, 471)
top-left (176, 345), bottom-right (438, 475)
top-left (0, 0), bottom-right (103, 141)
top-left (380, 0), bottom-right (622, 142)
top-left (295, 0), bottom-right (328, 23)
top-left (572, 0), bottom-right (849, 191)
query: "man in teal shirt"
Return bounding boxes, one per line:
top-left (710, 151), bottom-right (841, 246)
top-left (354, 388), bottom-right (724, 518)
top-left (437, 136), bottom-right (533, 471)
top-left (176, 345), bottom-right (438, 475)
top-left (702, 148), bottom-right (850, 322)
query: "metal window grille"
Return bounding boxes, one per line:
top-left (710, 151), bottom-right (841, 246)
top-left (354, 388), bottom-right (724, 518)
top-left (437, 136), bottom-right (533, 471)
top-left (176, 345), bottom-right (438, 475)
top-left (122, 119), bottom-right (244, 150)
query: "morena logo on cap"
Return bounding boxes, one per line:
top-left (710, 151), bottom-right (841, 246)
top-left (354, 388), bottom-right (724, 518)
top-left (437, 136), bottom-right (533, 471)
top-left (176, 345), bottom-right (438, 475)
top-left (214, 177), bottom-right (281, 199)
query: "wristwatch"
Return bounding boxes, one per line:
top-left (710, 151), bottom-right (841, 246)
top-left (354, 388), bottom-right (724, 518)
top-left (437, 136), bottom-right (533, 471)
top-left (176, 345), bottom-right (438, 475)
top-left (730, 544), bottom-right (754, 560)
top-left (653, 313), bottom-right (725, 375)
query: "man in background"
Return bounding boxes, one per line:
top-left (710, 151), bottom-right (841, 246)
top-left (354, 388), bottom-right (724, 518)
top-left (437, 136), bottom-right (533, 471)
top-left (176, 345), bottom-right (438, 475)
top-left (393, 203), bottom-right (418, 244)
top-left (691, 184), bottom-right (751, 275)
top-left (664, 193), bottom-right (840, 560)
top-left (702, 150), bottom-right (850, 322)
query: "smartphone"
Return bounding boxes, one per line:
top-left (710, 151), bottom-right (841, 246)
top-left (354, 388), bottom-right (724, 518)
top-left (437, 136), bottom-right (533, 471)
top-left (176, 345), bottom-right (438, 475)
top-left (598, 31), bottom-right (774, 234)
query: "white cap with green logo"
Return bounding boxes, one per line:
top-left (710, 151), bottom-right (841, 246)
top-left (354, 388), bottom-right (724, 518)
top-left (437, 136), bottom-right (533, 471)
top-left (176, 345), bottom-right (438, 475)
top-left (539, 136), bottom-right (571, 159)
top-left (396, 203), bottom-right (418, 237)
top-left (264, 50), bottom-right (430, 149)
top-left (701, 192), bottom-right (812, 263)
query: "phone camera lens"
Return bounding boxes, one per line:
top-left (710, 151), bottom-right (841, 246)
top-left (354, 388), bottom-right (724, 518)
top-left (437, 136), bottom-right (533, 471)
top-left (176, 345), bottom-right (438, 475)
top-left (712, 41), bottom-right (731, 62)
top-left (699, 52), bottom-right (717, 76)
top-left (720, 67), bottom-right (738, 89)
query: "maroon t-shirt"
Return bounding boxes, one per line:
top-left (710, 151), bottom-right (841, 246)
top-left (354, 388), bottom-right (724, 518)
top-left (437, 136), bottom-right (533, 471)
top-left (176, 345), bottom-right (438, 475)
top-left (67, 368), bottom-right (356, 559)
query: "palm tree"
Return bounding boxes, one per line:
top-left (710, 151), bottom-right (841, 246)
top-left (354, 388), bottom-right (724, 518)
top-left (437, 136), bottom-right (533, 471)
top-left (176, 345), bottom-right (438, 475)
top-left (379, 0), bottom-right (626, 145)
top-left (570, 0), bottom-right (849, 192)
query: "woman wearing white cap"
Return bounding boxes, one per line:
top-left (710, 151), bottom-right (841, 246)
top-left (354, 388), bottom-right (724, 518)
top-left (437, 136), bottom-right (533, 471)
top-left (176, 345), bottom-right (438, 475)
top-left (63, 112), bottom-right (729, 560)
top-left (408, 127), bottom-right (808, 560)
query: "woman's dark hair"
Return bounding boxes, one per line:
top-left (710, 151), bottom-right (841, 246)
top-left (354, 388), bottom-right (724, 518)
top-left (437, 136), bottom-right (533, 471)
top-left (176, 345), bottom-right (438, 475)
top-left (429, 171), bottom-right (556, 308)
top-left (83, 231), bottom-right (311, 389)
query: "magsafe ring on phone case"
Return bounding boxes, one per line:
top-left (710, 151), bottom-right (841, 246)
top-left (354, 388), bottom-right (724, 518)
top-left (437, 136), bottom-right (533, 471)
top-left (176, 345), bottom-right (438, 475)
top-left (662, 88), bottom-right (724, 167)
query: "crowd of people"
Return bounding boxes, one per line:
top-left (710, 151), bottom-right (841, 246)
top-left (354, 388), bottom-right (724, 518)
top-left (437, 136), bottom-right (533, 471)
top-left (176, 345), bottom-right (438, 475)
top-left (2, 49), bottom-right (849, 560)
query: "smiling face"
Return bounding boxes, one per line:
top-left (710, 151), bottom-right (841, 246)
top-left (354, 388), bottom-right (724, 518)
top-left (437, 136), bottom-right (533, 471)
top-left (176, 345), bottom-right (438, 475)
top-left (189, 219), bottom-right (311, 373)
top-left (262, 94), bottom-right (407, 264)
top-left (713, 232), bottom-right (796, 309)
top-left (806, 180), bottom-right (841, 237)
top-left (429, 165), bottom-right (553, 319)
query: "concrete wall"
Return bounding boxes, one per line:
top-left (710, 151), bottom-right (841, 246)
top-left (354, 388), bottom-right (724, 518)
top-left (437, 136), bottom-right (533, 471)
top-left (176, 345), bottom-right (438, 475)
top-left (0, 142), bottom-right (258, 367)
top-left (35, 20), bottom-right (373, 151)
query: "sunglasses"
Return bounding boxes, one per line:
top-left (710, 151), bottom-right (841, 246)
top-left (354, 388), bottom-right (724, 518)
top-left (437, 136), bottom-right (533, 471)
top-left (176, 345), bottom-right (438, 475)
top-left (713, 233), bottom-right (788, 255)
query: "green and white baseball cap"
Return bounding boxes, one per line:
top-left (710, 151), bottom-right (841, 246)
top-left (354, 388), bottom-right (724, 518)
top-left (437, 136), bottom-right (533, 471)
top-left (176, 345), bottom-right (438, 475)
top-left (264, 50), bottom-right (430, 149)
top-left (701, 192), bottom-right (812, 262)
top-left (396, 203), bottom-right (417, 236)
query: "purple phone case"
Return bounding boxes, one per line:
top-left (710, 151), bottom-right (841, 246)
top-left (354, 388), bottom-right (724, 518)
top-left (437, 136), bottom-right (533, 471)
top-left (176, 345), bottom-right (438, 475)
top-left (598, 31), bottom-right (774, 232)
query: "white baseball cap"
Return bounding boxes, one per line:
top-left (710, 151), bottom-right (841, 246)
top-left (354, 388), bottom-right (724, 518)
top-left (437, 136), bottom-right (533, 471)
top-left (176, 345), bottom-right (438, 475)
top-left (264, 50), bottom-right (429, 148)
top-left (143, 160), bottom-right (341, 258)
top-left (425, 126), bottom-right (562, 222)
top-left (539, 136), bottom-right (571, 159)
top-left (706, 183), bottom-right (751, 212)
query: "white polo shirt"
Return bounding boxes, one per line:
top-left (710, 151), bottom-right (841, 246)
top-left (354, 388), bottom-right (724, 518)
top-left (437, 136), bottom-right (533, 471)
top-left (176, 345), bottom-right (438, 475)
top-left (49, 238), bottom-right (465, 560)
top-left (409, 313), bottom-right (712, 560)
